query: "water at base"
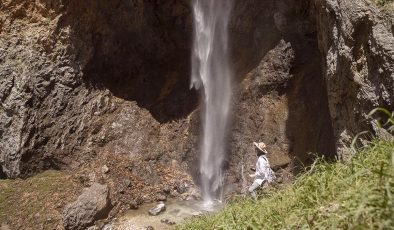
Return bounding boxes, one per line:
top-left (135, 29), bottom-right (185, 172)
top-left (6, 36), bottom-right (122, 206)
top-left (200, 199), bottom-right (223, 212)
top-left (114, 199), bottom-right (224, 230)
top-left (191, 0), bottom-right (233, 203)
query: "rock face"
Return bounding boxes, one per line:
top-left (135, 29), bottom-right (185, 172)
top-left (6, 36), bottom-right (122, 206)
top-left (0, 0), bottom-right (196, 179)
top-left (312, 0), bottom-right (394, 154)
top-left (0, 0), bottom-right (393, 198)
top-left (63, 183), bottom-right (111, 230)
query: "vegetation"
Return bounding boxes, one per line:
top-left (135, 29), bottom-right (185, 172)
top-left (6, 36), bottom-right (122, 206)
top-left (0, 170), bottom-right (82, 229)
top-left (373, 0), bottom-right (394, 6)
top-left (179, 140), bottom-right (394, 229)
top-left (371, 0), bottom-right (394, 13)
top-left (369, 108), bottom-right (394, 134)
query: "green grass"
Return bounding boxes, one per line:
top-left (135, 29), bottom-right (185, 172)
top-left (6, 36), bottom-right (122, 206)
top-left (373, 0), bottom-right (393, 6)
top-left (0, 170), bottom-right (82, 229)
top-left (179, 140), bottom-right (394, 229)
top-left (371, 0), bottom-right (394, 13)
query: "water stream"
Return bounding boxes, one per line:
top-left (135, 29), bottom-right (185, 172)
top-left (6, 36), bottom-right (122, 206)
top-left (113, 200), bottom-right (222, 230)
top-left (191, 0), bottom-right (233, 204)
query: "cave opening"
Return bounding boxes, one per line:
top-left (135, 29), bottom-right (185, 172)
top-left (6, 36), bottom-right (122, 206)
top-left (77, 0), bottom-right (199, 124)
top-left (0, 167), bottom-right (6, 179)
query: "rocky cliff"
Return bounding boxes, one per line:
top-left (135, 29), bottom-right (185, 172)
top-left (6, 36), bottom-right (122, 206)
top-left (0, 0), bottom-right (393, 211)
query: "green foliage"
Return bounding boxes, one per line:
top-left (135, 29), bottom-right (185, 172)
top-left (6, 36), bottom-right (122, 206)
top-left (373, 0), bottom-right (394, 6)
top-left (179, 140), bottom-right (394, 229)
top-left (368, 107), bottom-right (394, 133)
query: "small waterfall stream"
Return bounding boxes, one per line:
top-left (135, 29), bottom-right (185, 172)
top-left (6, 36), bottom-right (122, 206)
top-left (191, 0), bottom-right (233, 204)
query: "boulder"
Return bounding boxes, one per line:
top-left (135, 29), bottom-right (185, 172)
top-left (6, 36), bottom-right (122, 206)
top-left (63, 183), bottom-right (111, 230)
top-left (148, 202), bottom-right (166, 216)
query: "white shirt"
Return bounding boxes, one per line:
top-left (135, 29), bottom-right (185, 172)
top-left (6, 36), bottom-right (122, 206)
top-left (254, 155), bottom-right (275, 185)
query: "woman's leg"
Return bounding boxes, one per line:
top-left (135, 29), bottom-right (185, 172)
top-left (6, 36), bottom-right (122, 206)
top-left (248, 181), bottom-right (260, 199)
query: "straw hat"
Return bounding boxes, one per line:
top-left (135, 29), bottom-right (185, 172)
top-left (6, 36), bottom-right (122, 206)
top-left (253, 142), bottom-right (267, 152)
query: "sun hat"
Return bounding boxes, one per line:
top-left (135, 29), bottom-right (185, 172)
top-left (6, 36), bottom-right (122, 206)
top-left (253, 142), bottom-right (267, 152)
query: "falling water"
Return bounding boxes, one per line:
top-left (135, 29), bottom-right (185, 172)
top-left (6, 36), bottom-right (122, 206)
top-left (191, 0), bottom-right (233, 204)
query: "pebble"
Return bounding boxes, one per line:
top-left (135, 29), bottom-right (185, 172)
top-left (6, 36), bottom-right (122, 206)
top-left (157, 194), bottom-right (167, 201)
top-left (102, 165), bottom-right (109, 174)
top-left (123, 179), bottom-right (132, 188)
top-left (160, 219), bottom-right (176, 226)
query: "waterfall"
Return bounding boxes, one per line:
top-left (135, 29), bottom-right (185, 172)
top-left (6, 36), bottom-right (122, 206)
top-left (191, 0), bottom-right (233, 204)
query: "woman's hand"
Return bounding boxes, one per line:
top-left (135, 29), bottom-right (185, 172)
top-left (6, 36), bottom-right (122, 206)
top-left (249, 173), bottom-right (256, 178)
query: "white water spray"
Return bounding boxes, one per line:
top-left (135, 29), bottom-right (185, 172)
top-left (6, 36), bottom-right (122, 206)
top-left (191, 0), bottom-right (233, 203)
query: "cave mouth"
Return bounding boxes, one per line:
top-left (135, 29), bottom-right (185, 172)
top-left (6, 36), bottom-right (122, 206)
top-left (74, 0), bottom-right (198, 123)
top-left (0, 167), bottom-right (6, 179)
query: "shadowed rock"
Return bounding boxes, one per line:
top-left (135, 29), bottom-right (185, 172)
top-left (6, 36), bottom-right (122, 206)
top-left (63, 183), bottom-right (111, 230)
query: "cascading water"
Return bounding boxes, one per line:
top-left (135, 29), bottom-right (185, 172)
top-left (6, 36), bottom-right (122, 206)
top-left (191, 0), bottom-right (233, 204)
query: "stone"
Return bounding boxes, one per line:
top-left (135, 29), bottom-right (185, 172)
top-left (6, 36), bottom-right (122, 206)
top-left (148, 202), bottom-right (166, 216)
top-left (146, 226), bottom-right (154, 230)
top-left (101, 165), bottom-right (109, 174)
top-left (160, 218), bottom-right (169, 223)
top-left (123, 179), bottom-right (132, 188)
top-left (162, 186), bottom-right (171, 194)
top-left (129, 200), bottom-right (139, 210)
top-left (175, 182), bottom-right (188, 194)
top-left (63, 183), bottom-right (111, 230)
top-left (88, 173), bottom-right (97, 183)
top-left (160, 219), bottom-right (175, 225)
top-left (167, 221), bottom-right (176, 225)
top-left (157, 194), bottom-right (167, 201)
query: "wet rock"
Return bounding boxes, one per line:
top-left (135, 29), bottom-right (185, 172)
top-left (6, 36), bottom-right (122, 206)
top-left (157, 194), bottom-right (167, 201)
top-left (192, 211), bottom-right (203, 217)
top-left (102, 165), bottom-right (109, 174)
top-left (148, 202), bottom-right (166, 216)
top-left (167, 221), bottom-right (176, 225)
top-left (187, 187), bottom-right (201, 200)
top-left (180, 193), bottom-right (189, 201)
top-left (160, 218), bottom-right (169, 223)
top-left (161, 219), bottom-right (175, 225)
top-left (63, 183), bottom-right (111, 230)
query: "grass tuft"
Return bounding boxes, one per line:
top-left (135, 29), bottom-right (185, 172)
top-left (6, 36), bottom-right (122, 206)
top-left (179, 140), bottom-right (394, 229)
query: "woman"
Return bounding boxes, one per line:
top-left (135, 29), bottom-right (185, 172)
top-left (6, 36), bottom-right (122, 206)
top-left (248, 142), bottom-right (275, 199)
